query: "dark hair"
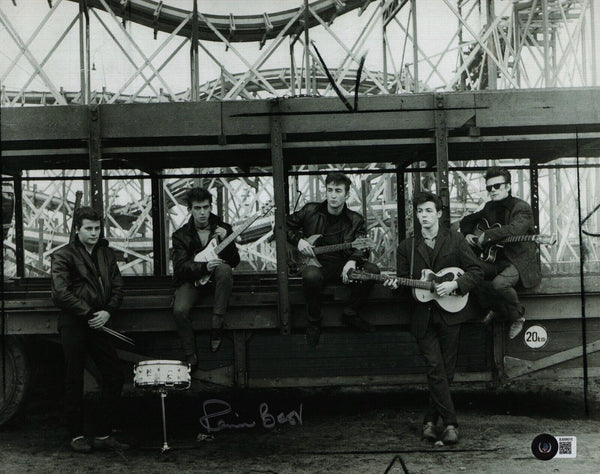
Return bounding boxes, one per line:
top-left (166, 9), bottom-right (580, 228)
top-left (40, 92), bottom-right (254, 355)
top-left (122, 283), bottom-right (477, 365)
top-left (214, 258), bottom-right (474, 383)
top-left (74, 206), bottom-right (102, 229)
top-left (325, 172), bottom-right (352, 193)
top-left (484, 166), bottom-right (511, 184)
top-left (413, 192), bottom-right (443, 212)
top-left (185, 187), bottom-right (213, 208)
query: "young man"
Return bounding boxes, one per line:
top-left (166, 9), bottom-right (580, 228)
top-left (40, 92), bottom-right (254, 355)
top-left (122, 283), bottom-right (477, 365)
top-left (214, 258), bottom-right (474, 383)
top-left (286, 172), bottom-right (380, 347)
top-left (171, 187), bottom-right (240, 364)
top-left (459, 167), bottom-right (541, 339)
top-left (384, 192), bottom-right (483, 444)
top-left (51, 207), bottom-right (128, 453)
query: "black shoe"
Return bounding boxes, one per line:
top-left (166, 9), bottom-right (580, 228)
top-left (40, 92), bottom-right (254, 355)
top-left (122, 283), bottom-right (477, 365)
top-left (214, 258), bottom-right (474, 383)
top-left (210, 328), bottom-right (223, 353)
top-left (306, 325), bottom-right (321, 347)
top-left (441, 425), bottom-right (459, 444)
top-left (422, 422), bottom-right (437, 441)
top-left (342, 313), bottom-right (374, 333)
top-left (92, 435), bottom-right (129, 451)
top-left (70, 436), bottom-right (92, 453)
top-left (482, 310), bottom-right (499, 326)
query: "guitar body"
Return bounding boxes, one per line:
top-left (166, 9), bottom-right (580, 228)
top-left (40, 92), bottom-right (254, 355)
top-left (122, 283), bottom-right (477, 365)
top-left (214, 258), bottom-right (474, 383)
top-left (297, 234), bottom-right (323, 268)
top-left (193, 238), bottom-right (220, 285)
top-left (474, 219), bottom-right (503, 263)
top-left (412, 267), bottom-right (469, 313)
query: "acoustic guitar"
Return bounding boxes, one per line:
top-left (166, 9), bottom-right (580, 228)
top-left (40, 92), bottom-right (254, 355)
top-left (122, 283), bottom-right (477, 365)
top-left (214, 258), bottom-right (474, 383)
top-left (291, 234), bottom-right (374, 268)
top-left (473, 218), bottom-right (556, 263)
top-left (348, 267), bottom-right (469, 313)
top-left (194, 201), bottom-right (274, 286)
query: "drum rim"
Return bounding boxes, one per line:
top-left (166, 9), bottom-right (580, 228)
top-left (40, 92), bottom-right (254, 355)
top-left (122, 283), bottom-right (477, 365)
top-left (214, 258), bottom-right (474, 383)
top-left (135, 359), bottom-right (187, 367)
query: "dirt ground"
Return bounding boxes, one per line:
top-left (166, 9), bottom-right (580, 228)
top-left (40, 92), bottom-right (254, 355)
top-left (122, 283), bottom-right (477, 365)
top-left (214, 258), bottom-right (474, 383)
top-left (2, 378), bottom-right (600, 474)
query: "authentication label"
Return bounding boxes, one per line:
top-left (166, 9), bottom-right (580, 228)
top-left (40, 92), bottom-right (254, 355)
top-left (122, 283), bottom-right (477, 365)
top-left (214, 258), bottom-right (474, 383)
top-left (524, 325), bottom-right (548, 349)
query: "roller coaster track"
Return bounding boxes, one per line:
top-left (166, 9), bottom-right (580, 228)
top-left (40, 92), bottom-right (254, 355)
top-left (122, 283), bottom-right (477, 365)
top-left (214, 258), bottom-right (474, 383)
top-left (77, 0), bottom-right (371, 43)
top-left (1, 68), bottom-right (394, 105)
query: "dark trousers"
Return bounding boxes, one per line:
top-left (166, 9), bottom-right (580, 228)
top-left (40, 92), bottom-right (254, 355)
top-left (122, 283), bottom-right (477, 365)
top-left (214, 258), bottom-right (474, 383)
top-left (479, 262), bottom-right (523, 322)
top-left (60, 323), bottom-right (124, 438)
top-left (172, 264), bottom-right (233, 356)
top-left (416, 311), bottom-right (461, 427)
top-left (301, 261), bottom-right (380, 325)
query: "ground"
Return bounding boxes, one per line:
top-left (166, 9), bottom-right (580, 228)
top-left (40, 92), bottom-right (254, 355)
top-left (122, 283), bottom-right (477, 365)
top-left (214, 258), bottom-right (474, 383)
top-left (2, 379), bottom-right (600, 474)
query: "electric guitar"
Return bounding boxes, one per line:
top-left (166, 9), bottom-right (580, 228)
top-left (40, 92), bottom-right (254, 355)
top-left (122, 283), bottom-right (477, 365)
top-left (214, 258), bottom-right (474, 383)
top-left (473, 218), bottom-right (556, 263)
top-left (194, 201), bottom-right (274, 286)
top-left (348, 267), bottom-right (468, 313)
top-left (292, 234), bottom-right (374, 268)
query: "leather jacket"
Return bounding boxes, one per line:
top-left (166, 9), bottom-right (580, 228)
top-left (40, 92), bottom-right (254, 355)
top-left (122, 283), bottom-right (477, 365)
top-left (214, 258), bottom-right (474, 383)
top-left (286, 200), bottom-right (369, 264)
top-left (171, 213), bottom-right (240, 285)
top-left (51, 236), bottom-right (123, 328)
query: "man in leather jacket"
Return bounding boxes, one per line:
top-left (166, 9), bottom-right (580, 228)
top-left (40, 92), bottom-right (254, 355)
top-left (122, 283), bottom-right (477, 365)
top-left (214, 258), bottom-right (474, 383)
top-left (51, 206), bottom-right (128, 453)
top-left (286, 172), bottom-right (380, 347)
top-left (459, 167), bottom-right (541, 339)
top-left (171, 187), bottom-right (240, 364)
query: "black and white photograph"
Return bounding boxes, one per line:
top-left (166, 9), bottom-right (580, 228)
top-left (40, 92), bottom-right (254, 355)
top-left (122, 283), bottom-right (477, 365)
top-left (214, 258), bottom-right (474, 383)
top-left (1, 0), bottom-right (600, 472)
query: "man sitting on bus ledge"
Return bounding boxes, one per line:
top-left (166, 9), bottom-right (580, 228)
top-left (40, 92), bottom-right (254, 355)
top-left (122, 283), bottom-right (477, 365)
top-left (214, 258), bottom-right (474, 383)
top-left (384, 192), bottom-right (483, 444)
top-left (51, 206), bottom-right (128, 453)
top-left (459, 166), bottom-right (541, 339)
top-left (286, 171), bottom-right (380, 347)
top-left (171, 187), bottom-right (240, 366)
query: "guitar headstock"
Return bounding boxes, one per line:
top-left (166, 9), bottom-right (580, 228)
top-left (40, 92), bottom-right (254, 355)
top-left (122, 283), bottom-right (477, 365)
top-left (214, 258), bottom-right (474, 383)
top-left (260, 200), bottom-right (275, 216)
top-left (535, 234), bottom-right (557, 245)
top-left (352, 237), bottom-right (375, 250)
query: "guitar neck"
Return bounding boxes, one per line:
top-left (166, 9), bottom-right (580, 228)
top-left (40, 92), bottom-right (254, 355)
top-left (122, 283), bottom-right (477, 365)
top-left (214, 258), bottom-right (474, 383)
top-left (313, 242), bottom-right (356, 255)
top-left (499, 235), bottom-right (537, 244)
top-left (214, 214), bottom-right (261, 254)
top-left (356, 272), bottom-right (434, 291)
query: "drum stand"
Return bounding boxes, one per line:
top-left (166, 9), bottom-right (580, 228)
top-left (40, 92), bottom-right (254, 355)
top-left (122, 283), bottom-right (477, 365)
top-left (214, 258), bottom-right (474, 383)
top-left (159, 389), bottom-right (170, 453)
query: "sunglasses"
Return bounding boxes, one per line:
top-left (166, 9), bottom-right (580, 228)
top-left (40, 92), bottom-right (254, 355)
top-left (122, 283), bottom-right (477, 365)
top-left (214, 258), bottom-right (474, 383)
top-left (486, 182), bottom-right (506, 192)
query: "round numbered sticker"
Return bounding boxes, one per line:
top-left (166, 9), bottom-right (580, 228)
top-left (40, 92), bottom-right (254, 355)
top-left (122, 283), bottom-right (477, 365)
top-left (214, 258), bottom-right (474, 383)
top-left (524, 325), bottom-right (548, 349)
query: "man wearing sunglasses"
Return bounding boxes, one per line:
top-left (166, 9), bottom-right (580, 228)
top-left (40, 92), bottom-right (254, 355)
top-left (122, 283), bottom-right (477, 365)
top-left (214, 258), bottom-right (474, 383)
top-left (459, 167), bottom-right (541, 339)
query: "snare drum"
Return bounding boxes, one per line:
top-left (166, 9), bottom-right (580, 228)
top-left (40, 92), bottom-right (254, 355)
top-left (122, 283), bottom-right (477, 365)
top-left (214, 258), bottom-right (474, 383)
top-left (133, 360), bottom-right (191, 390)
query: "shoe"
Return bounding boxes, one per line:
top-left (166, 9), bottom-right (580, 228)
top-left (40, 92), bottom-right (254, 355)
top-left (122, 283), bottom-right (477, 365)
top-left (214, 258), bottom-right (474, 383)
top-left (186, 352), bottom-right (198, 368)
top-left (305, 325), bottom-right (321, 347)
top-left (210, 328), bottom-right (223, 353)
top-left (482, 310), bottom-right (499, 326)
top-left (92, 435), bottom-right (129, 451)
top-left (509, 317), bottom-right (525, 339)
top-left (422, 422), bottom-right (437, 441)
top-left (441, 425), bottom-right (459, 444)
top-left (342, 313), bottom-right (374, 333)
top-left (70, 436), bottom-right (92, 453)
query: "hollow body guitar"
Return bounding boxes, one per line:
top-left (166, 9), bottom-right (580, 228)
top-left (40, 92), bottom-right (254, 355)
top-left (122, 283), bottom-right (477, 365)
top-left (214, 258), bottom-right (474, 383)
top-left (473, 218), bottom-right (556, 263)
top-left (194, 202), bottom-right (274, 286)
top-left (348, 267), bottom-right (468, 313)
top-left (295, 234), bottom-right (374, 268)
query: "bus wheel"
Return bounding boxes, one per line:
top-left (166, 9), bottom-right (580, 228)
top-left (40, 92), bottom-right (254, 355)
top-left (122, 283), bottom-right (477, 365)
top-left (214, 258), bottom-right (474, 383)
top-left (0, 336), bottom-right (30, 426)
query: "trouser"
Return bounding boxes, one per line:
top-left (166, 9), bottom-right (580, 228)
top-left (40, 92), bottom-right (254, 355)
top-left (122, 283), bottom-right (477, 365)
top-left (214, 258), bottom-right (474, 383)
top-left (300, 260), bottom-right (380, 325)
top-left (60, 323), bottom-right (124, 438)
top-left (172, 264), bottom-right (233, 356)
top-left (416, 311), bottom-right (461, 427)
top-left (479, 262), bottom-right (524, 322)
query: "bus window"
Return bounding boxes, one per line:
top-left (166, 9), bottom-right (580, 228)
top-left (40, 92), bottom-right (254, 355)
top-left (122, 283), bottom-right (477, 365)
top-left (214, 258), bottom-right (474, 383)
top-left (162, 167), bottom-right (276, 275)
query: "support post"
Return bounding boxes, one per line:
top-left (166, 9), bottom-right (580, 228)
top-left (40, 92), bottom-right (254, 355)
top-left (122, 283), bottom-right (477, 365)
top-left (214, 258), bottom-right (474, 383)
top-left (151, 173), bottom-right (167, 275)
top-left (542, 0), bottom-right (550, 87)
top-left (410, 0), bottom-right (418, 92)
top-left (14, 173), bottom-right (24, 277)
top-left (303, 0), bottom-right (310, 95)
top-left (396, 163), bottom-right (407, 241)
top-left (270, 99), bottom-right (291, 335)
top-left (190, 0), bottom-right (199, 101)
top-left (88, 106), bottom-right (103, 218)
top-left (434, 93), bottom-right (450, 228)
top-left (486, 0), bottom-right (497, 89)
